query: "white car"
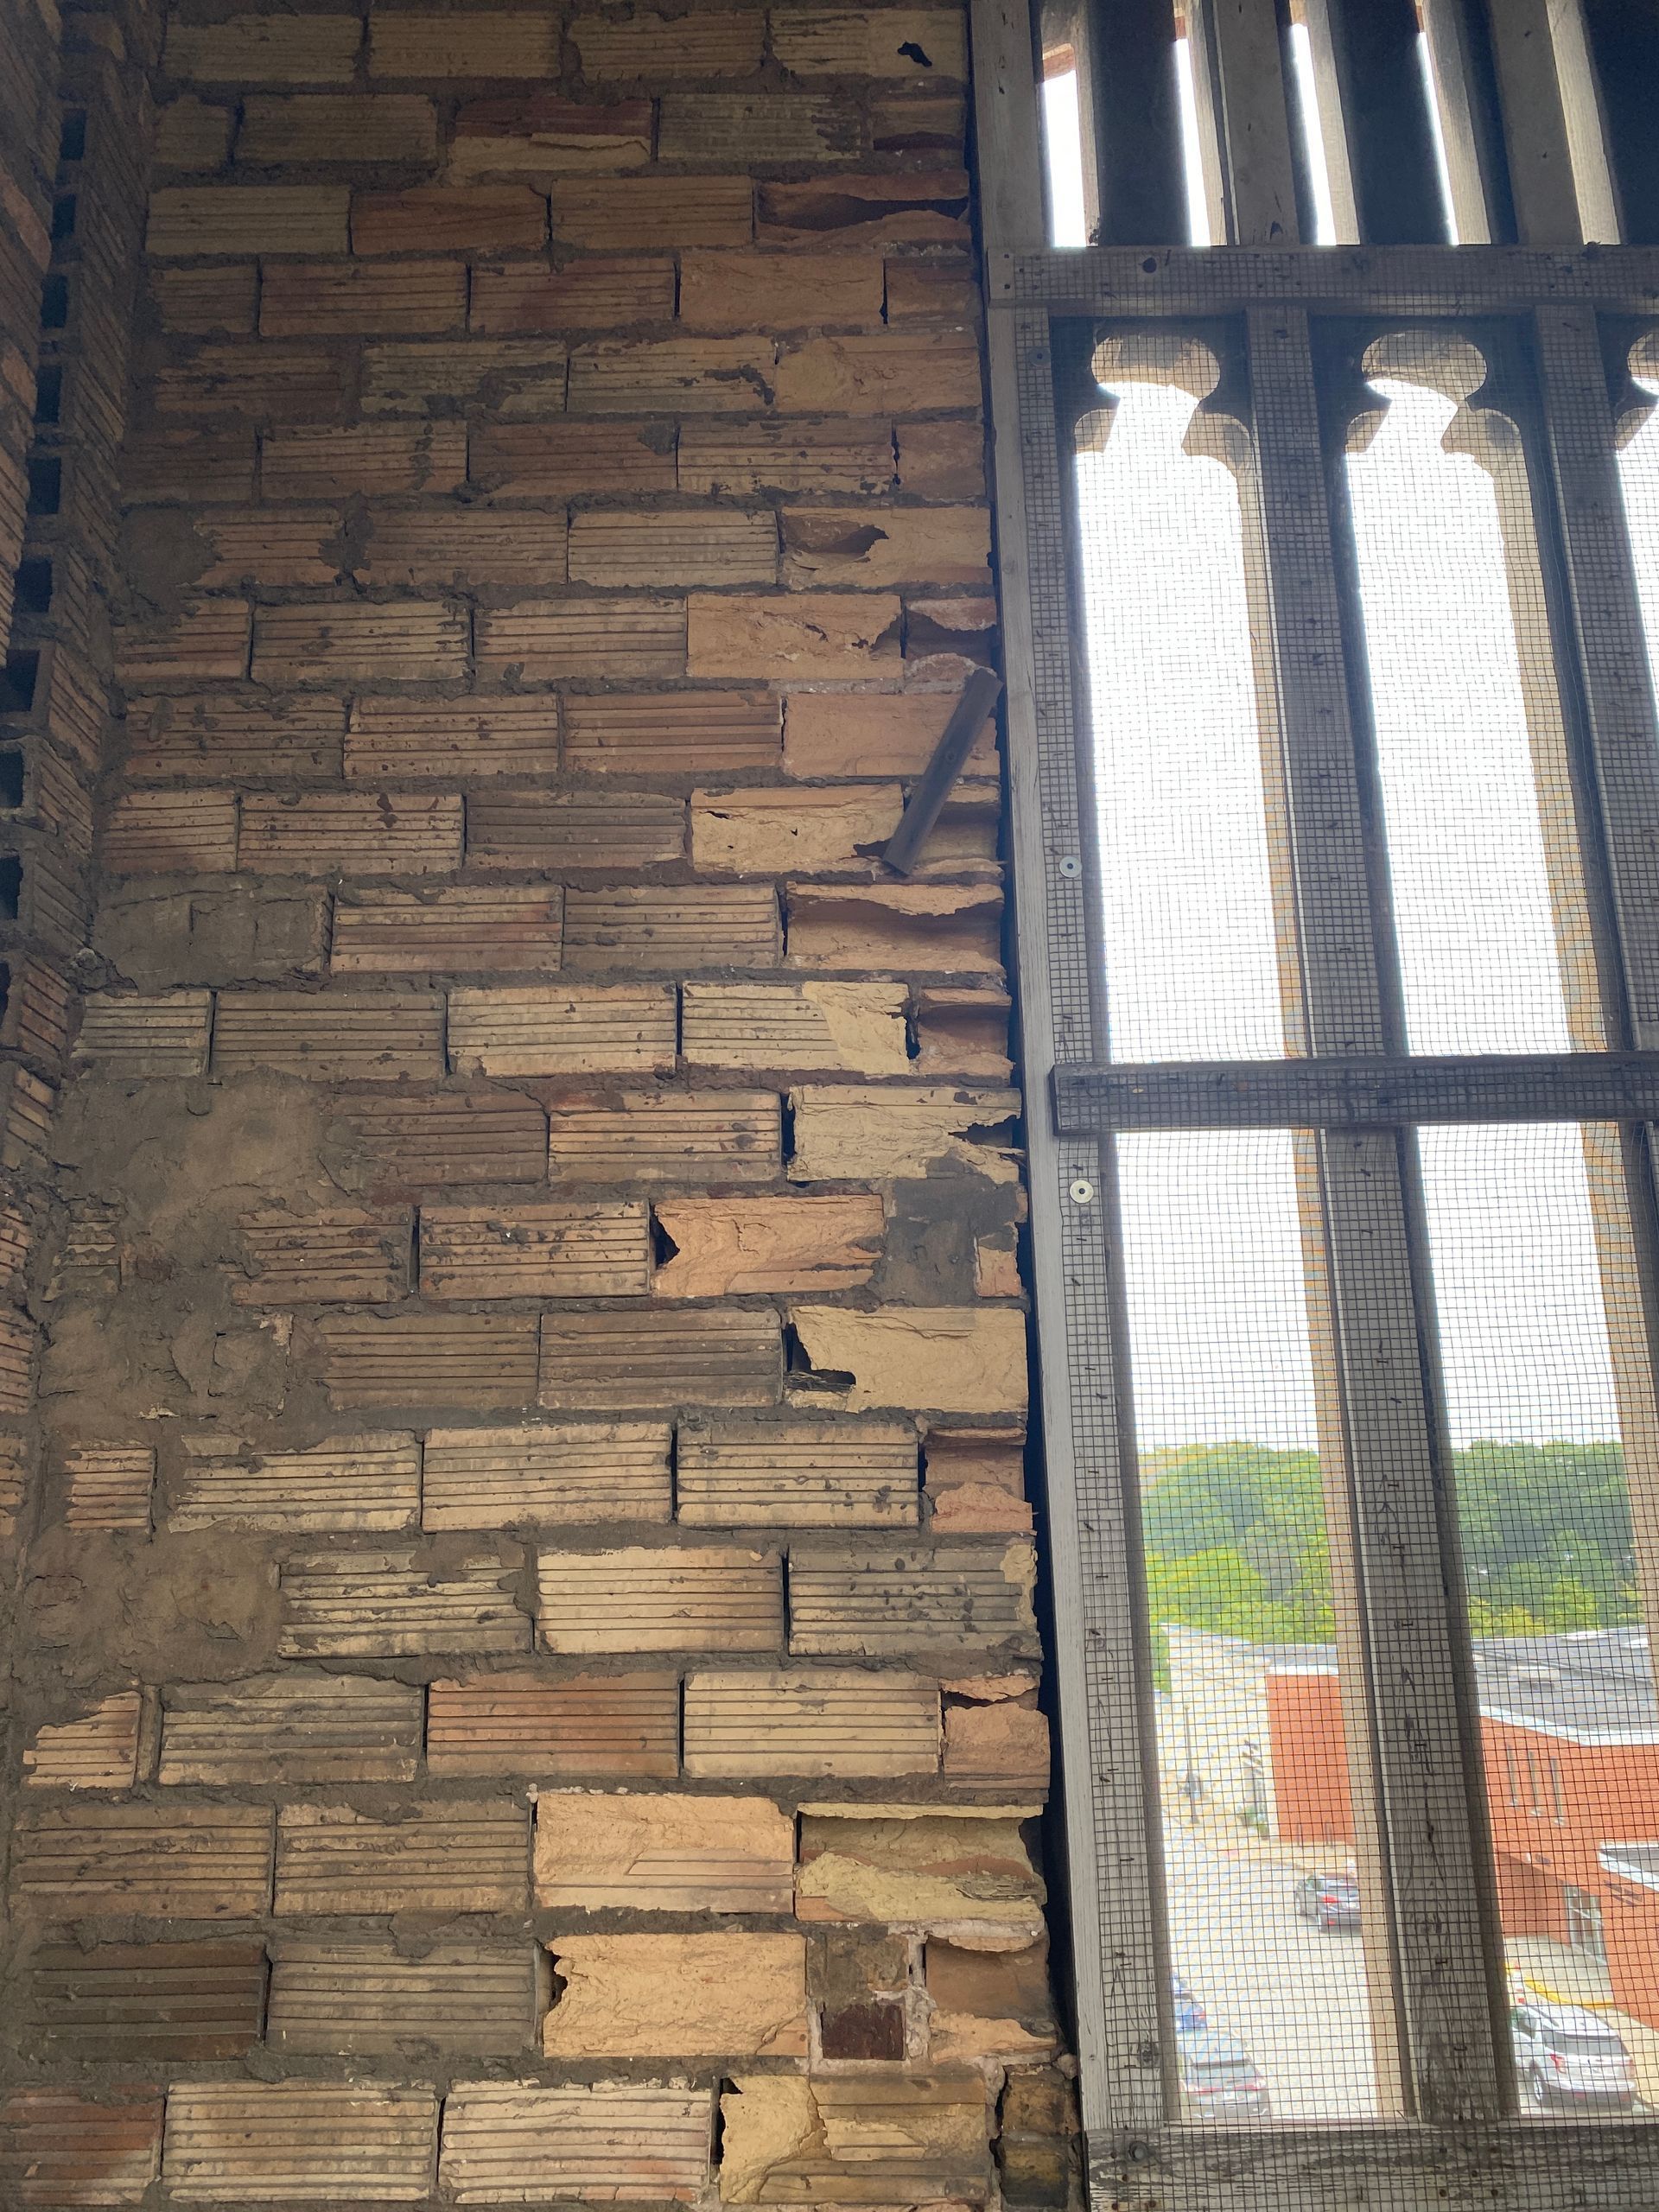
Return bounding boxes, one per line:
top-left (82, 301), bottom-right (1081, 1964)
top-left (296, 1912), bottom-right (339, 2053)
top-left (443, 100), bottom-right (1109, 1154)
top-left (1510, 1999), bottom-right (1637, 2111)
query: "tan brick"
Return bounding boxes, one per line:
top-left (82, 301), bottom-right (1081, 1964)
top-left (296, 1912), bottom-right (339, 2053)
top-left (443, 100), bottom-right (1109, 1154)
top-left (943, 1694), bottom-right (1049, 1786)
top-left (213, 991), bottom-right (446, 1078)
top-left (267, 1937), bottom-right (540, 2055)
top-left (238, 791), bottom-right (463, 873)
top-left (925, 1428), bottom-right (1032, 1529)
top-left (720, 2075), bottom-right (990, 2204)
top-left (776, 330), bottom-right (982, 412)
top-left (149, 345), bottom-right (344, 423)
top-left (567, 507), bottom-right (777, 587)
top-left (914, 979), bottom-right (1010, 1071)
top-left (279, 1548), bottom-right (531, 1656)
top-left (158, 1671), bottom-right (423, 1782)
top-left (550, 174), bottom-right (752, 248)
top-left (251, 601), bottom-right (468, 683)
top-left (422, 1200), bottom-right (651, 1299)
top-left (681, 980), bottom-right (908, 1073)
top-left (231, 1216), bottom-right (415, 1306)
top-left (678, 418), bottom-right (894, 494)
top-left (449, 984), bottom-right (677, 1076)
top-left (472, 257), bottom-right (676, 332)
top-left (564, 690), bottom-right (779, 773)
top-left (22, 1692), bottom-right (146, 1791)
top-left (547, 1090), bottom-right (782, 1185)
top-left (692, 782), bottom-right (901, 874)
top-left (353, 185), bottom-right (547, 254)
top-left (538, 1306), bottom-right (782, 1408)
top-left (475, 598), bottom-right (684, 680)
top-left (658, 91), bottom-right (861, 162)
top-left (451, 95), bottom-right (653, 176)
top-left (165, 14), bottom-right (362, 82)
top-left (782, 502), bottom-right (988, 588)
top-left (263, 421), bottom-right (467, 498)
top-left (148, 184), bottom-right (349, 256)
top-left (371, 13), bottom-right (559, 77)
top-left (358, 506), bottom-right (569, 587)
top-left (73, 991), bottom-right (213, 1077)
top-left (194, 505), bottom-right (341, 586)
top-left (238, 92), bottom-right (439, 163)
top-left (569, 337), bottom-right (774, 414)
top-left (12, 1802), bottom-right (275, 1917)
top-left (162, 2083), bottom-right (436, 2204)
top-left (155, 262), bottom-right (258, 333)
top-left (260, 257), bottom-right (467, 336)
top-left (677, 1419), bottom-right (919, 1528)
top-left (423, 1422), bottom-right (671, 1529)
top-left (426, 1670), bottom-right (679, 1777)
top-left (688, 591), bottom-right (899, 677)
top-left (29, 1942), bottom-right (266, 2062)
top-left (346, 696), bottom-right (557, 778)
top-left (886, 253), bottom-right (977, 322)
top-left (796, 1803), bottom-right (1040, 1928)
top-left (543, 1932), bottom-right (806, 2056)
top-left (330, 1091), bottom-right (548, 1191)
top-left (652, 1192), bottom-right (882, 1297)
top-left (0, 2092), bottom-right (162, 2206)
top-left (466, 791), bottom-right (685, 869)
top-left (316, 1311), bottom-right (541, 1408)
top-left (681, 249), bottom-right (884, 332)
top-left (114, 601), bottom-right (251, 685)
top-left (473, 418), bottom-right (673, 496)
top-left (332, 887), bottom-right (563, 975)
top-left (563, 885), bottom-right (779, 969)
top-left (773, 6), bottom-right (967, 76)
top-left (125, 694), bottom-right (346, 780)
top-left (168, 1422), bottom-right (422, 1530)
top-left (157, 94), bottom-right (237, 166)
top-left (783, 685), bottom-right (992, 776)
top-left (792, 1304), bottom-right (1027, 1413)
top-left (786, 881), bottom-right (1003, 974)
top-left (574, 7), bottom-right (764, 75)
top-left (758, 167), bottom-right (971, 245)
top-left (441, 2082), bottom-right (712, 2202)
top-left (896, 415), bottom-right (985, 495)
top-left (103, 790), bottom-right (238, 874)
top-left (364, 338), bottom-right (568, 415)
top-left (534, 1793), bottom-right (791, 1911)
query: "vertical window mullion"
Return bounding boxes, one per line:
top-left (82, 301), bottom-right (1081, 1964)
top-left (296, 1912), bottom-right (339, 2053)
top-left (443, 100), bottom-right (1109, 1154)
top-left (1247, 305), bottom-right (1509, 2120)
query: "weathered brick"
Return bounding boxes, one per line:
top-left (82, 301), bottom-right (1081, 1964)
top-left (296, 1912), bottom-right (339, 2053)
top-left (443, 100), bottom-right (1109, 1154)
top-left (451, 95), bottom-right (652, 176)
top-left (683, 1671), bottom-right (930, 1783)
top-left (677, 418), bottom-right (893, 494)
top-left (473, 418), bottom-right (673, 496)
top-left (103, 789), bottom-right (239, 874)
top-left (316, 1311), bottom-right (542, 1408)
top-left (332, 887), bottom-right (563, 975)
top-left (472, 257), bottom-right (676, 332)
top-left (692, 783), bottom-right (901, 874)
top-left (23, 1691), bottom-right (147, 1790)
top-left (155, 262), bottom-right (259, 333)
top-left (550, 174), bottom-right (752, 248)
top-left (574, 7), bottom-right (765, 76)
top-left (789, 1539), bottom-right (1039, 1656)
top-left (440, 2084), bottom-right (713, 2201)
top-left (329, 1091), bottom-right (548, 1190)
top-left (352, 185), bottom-right (548, 254)
top-left (370, 13), bottom-right (560, 77)
top-left (0, 2091), bottom-right (162, 2206)
top-left (251, 601), bottom-right (468, 683)
top-left (162, 2083), bottom-right (437, 2203)
top-left (73, 991), bottom-right (214, 1077)
top-left (12, 1802), bottom-right (275, 1917)
top-left (260, 257), bottom-right (467, 337)
top-left (238, 791), bottom-right (463, 873)
top-left (364, 338), bottom-right (568, 416)
top-left (658, 91), bottom-right (861, 162)
top-left (563, 885), bottom-right (780, 969)
top-left (165, 14), bottom-right (363, 83)
top-left (563, 690), bottom-right (779, 773)
top-left (568, 507), bottom-right (777, 587)
top-left (720, 2075), bottom-right (991, 2203)
top-left (448, 984), bottom-right (677, 1076)
top-left (426, 1669), bottom-right (679, 1777)
top-left (278, 1549), bottom-right (531, 1656)
top-left (158, 1671), bottom-right (423, 1780)
top-left (687, 592), bottom-right (900, 677)
top-left (30, 1941), bottom-right (266, 2060)
top-left (568, 336), bottom-right (774, 413)
top-left (149, 345), bottom-right (344, 423)
top-left (421, 1200), bottom-right (651, 1299)
top-left (156, 94), bottom-right (237, 167)
top-left (466, 791), bottom-right (685, 869)
top-left (538, 1306), bottom-right (782, 1408)
top-left (547, 1090), bottom-right (782, 1184)
top-left (543, 1931), bottom-right (807, 2056)
top-left (677, 1419), bottom-right (918, 1527)
top-left (797, 1804), bottom-right (1040, 1927)
top-left (238, 92), bottom-right (439, 164)
top-left (147, 184), bottom-right (349, 256)
top-left (777, 329), bottom-right (982, 413)
top-left (124, 694), bottom-right (346, 780)
top-left (268, 1937), bottom-right (541, 2056)
top-left (784, 686), bottom-right (993, 777)
top-left (759, 168), bottom-right (971, 245)
top-left (423, 1421), bottom-right (671, 1528)
top-left (681, 248), bottom-right (884, 330)
top-left (194, 505), bottom-right (341, 586)
top-left (262, 421), bottom-right (467, 498)
top-left (475, 598), bottom-right (683, 680)
top-left (357, 507), bottom-right (569, 588)
top-left (772, 6), bottom-right (968, 77)
top-left (681, 980), bottom-right (908, 1073)
top-left (230, 1217), bottom-right (415, 1306)
top-left (213, 991), bottom-right (446, 1078)
top-left (345, 696), bottom-right (558, 778)
top-left (653, 1193), bottom-right (883, 1296)
top-left (783, 502), bottom-right (989, 587)
top-left (114, 601), bottom-right (251, 685)
top-left (534, 1791), bottom-right (791, 1910)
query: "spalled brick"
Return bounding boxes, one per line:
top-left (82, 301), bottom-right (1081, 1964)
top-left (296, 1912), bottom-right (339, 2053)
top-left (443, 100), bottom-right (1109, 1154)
top-left (550, 175), bottom-right (753, 248)
top-left (654, 1193), bottom-right (884, 1296)
top-left (238, 93), bottom-right (440, 164)
top-left (23, 1692), bottom-right (147, 1791)
top-left (897, 416), bottom-right (986, 495)
top-left (886, 254), bottom-right (979, 322)
top-left (692, 782), bottom-right (901, 873)
top-left (543, 1933), bottom-right (807, 2057)
top-left (796, 1804), bottom-right (1041, 1929)
top-left (370, 14), bottom-right (560, 78)
top-left (759, 168), bottom-right (971, 244)
top-left (147, 185), bottom-right (349, 256)
top-left (791, 1305), bottom-right (1027, 1413)
top-left (721, 2074), bottom-right (991, 2204)
top-left (688, 592), bottom-right (901, 677)
top-left (788, 1083), bottom-right (1020, 1182)
top-left (353, 186), bottom-right (548, 254)
top-left (681, 249), bottom-right (885, 330)
top-left (260, 258), bottom-right (467, 337)
top-left (472, 257), bottom-right (676, 332)
top-left (450, 95), bottom-right (653, 176)
top-left (786, 882), bottom-right (1004, 973)
top-left (775, 330), bottom-right (982, 412)
top-left (534, 1791), bottom-right (792, 1910)
top-left (783, 503), bottom-right (989, 587)
top-left (166, 14), bottom-right (362, 83)
top-left (773, 6), bottom-right (968, 76)
top-left (681, 980), bottom-right (909, 1073)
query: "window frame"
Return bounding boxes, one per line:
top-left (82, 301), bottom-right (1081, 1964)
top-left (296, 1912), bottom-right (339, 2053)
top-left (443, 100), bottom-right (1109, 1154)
top-left (972, 2), bottom-right (1659, 2202)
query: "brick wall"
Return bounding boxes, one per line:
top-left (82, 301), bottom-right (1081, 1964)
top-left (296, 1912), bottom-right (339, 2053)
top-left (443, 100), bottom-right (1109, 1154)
top-left (1, 3), bottom-right (1081, 2201)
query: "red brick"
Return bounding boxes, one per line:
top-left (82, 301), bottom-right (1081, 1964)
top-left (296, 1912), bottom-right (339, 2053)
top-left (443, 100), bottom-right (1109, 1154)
top-left (451, 96), bottom-right (653, 177)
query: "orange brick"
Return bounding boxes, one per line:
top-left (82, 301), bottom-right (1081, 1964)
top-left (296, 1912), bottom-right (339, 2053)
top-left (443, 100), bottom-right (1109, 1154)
top-left (262, 422), bottom-right (467, 498)
top-left (758, 168), bottom-right (971, 245)
top-left (680, 250), bottom-right (884, 332)
top-left (550, 175), bottom-right (752, 249)
top-left (370, 13), bottom-right (560, 78)
top-left (472, 420), bottom-right (676, 498)
top-left (686, 592), bottom-right (899, 679)
top-left (451, 96), bottom-right (653, 177)
top-left (471, 258), bottom-right (675, 334)
top-left (564, 692), bottom-right (779, 775)
top-left (567, 509), bottom-right (775, 588)
top-left (104, 791), bottom-right (239, 874)
top-left (352, 186), bottom-right (548, 254)
top-left (260, 258), bottom-right (467, 337)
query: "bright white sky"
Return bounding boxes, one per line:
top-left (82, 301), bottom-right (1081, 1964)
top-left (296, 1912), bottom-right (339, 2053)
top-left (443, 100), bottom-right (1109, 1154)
top-left (1043, 67), bottom-right (1659, 1458)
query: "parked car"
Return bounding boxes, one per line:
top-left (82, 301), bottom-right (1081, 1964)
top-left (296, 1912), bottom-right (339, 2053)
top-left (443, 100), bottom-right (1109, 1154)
top-left (1177, 2030), bottom-right (1271, 2120)
top-left (1172, 1973), bottom-right (1206, 2031)
top-left (1510, 1999), bottom-right (1637, 2111)
top-left (1292, 1871), bottom-right (1361, 1930)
